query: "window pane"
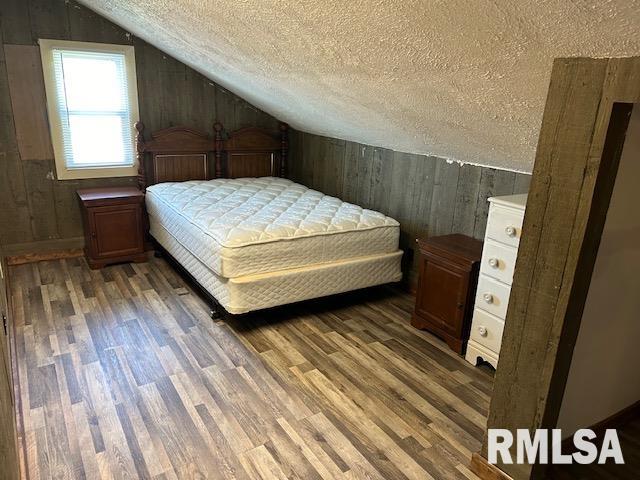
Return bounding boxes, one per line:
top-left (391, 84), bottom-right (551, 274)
top-left (42, 40), bottom-right (138, 177)
top-left (68, 114), bottom-right (128, 166)
top-left (61, 53), bottom-right (126, 112)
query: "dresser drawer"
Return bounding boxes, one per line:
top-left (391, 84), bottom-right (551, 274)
top-left (475, 274), bottom-right (511, 319)
top-left (469, 308), bottom-right (505, 354)
top-left (480, 239), bottom-right (518, 285)
top-left (486, 205), bottom-right (524, 247)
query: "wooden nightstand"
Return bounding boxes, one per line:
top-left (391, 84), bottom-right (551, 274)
top-left (77, 187), bottom-right (147, 269)
top-left (412, 234), bottom-right (483, 354)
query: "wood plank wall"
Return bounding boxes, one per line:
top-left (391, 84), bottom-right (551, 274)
top-left (0, 245), bottom-right (19, 480)
top-left (288, 131), bottom-right (531, 286)
top-left (0, 0), bottom-right (278, 253)
top-left (1, 0), bottom-right (531, 279)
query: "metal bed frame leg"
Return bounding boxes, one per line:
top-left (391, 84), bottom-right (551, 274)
top-left (210, 304), bottom-right (222, 319)
top-left (209, 298), bottom-right (229, 320)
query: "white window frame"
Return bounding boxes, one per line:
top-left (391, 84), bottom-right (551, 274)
top-left (39, 39), bottom-right (140, 180)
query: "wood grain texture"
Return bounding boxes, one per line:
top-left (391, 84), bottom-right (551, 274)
top-left (485, 56), bottom-right (640, 480)
top-left (0, 36), bottom-right (33, 245)
top-left (215, 124), bottom-right (288, 180)
top-left (0, 249), bottom-right (20, 480)
top-left (288, 131), bottom-right (531, 287)
top-left (7, 249), bottom-right (84, 267)
top-left (469, 453), bottom-right (512, 480)
top-left (154, 154), bottom-right (208, 184)
top-left (3, 239), bottom-right (86, 258)
top-left (77, 188), bottom-right (147, 269)
top-left (0, 0), bottom-right (278, 248)
top-left (10, 256), bottom-right (494, 479)
top-left (3, 44), bottom-right (53, 161)
top-left (136, 124), bottom-right (213, 190)
top-left (411, 235), bottom-right (483, 355)
top-left (548, 414), bottom-right (640, 480)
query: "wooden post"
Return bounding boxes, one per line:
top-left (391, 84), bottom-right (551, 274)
top-left (476, 56), bottom-right (640, 480)
top-left (279, 122), bottom-right (288, 178)
top-left (135, 121), bottom-right (146, 192)
top-left (214, 122), bottom-right (223, 178)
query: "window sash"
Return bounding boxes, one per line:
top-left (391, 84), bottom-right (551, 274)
top-left (51, 46), bottom-right (135, 170)
top-left (65, 112), bottom-right (132, 168)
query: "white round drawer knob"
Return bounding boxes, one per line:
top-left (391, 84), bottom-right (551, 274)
top-left (483, 293), bottom-right (494, 304)
top-left (505, 226), bottom-right (517, 237)
top-left (478, 326), bottom-right (488, 337)
top-left (488, 257), bottom-right (499, 268)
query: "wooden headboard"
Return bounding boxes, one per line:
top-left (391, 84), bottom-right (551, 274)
top-left (136, 121), bottom-right (288, 191)
top-left (214, 122), bottom-right (288, 179)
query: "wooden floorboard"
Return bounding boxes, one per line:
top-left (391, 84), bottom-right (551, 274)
top-left (548, 415), bottom-right (640, 480)
top-left (9, 256), bottom-right (494, 480)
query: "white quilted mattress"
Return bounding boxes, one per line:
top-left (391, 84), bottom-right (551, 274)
top-left (146, 177), bottom-right (400, 278)
top-left (151, 221), bottom-right (403, 314)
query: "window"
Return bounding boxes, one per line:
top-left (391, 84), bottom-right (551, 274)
top-left (40, 39), bottom-right (140, 179)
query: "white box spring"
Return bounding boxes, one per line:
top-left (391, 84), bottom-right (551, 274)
top-left (151, 222), bottom-right (403, 314)
top-left (146, 177), bottom-right (400, 278)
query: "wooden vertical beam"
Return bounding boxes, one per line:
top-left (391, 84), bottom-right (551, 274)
top-left (279, 122), bottom-right (288, 178)
top-left (214, 122), bottom-right (223, 178)
top-left (135, 122), bottom-right (147, 191)
top-left (481, 56), bottom-right (640, 480)
top-left (0, 249), bottom-right (20, 480)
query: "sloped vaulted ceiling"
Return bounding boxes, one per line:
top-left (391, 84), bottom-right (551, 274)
top-left (80, 0), bottom-right (640, 173)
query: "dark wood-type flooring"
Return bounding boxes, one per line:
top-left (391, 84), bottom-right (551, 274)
top-left (9, 256), bottom-right (496, 479)
top-left (549, 416), bottom-right (640, 480)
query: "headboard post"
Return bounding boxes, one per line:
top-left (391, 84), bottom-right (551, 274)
top-left (279, 122), bottom-right (288, 178)
top-left (135, 121), bottom-right (146, 191)
top-left (214, 122), bottom-right (223, 178)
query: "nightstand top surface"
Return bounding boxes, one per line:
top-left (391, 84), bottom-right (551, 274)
top-left (77, 186), bottom-right (144, 202)
top-left (416, 234), bottom-right (483, 265)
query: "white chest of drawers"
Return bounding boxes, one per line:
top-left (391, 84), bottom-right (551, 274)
top-left (465, 194), bottom-right (527, 368)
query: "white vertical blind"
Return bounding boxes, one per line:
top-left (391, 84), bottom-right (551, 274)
top-left (51, 49), bottom-right (134, 168)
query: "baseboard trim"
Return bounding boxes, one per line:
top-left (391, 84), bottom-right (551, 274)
top-left (561, 399), bottom-right (640, 452)
top-left (470, 452), bottom-right (513, 480)
top-left (470, 403), bottom-right (640, 480)
top-left (7, 249), bottom-right (84, 266)
top-left (590, 399), bottom-right (640, 435)
top-left (4, 238), bottom-right (85, 265)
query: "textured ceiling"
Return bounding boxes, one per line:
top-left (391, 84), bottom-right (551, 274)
top-left (80, 0), bottom-right (640, 173)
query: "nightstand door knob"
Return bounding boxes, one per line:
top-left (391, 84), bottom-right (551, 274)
top-left (483, 292), bottom-right (494, 304)
top-left (488, 257), bottom-right (499, 268)
top-left (478, 326), bottom-right (488, 337)
top-left (91, 231), bottom-right (97, 238)
top-left (505, 225), bottom-right (517, 237)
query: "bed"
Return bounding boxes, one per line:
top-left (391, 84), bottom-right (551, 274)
top-left (136, 121), bottom-right (403, 316)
